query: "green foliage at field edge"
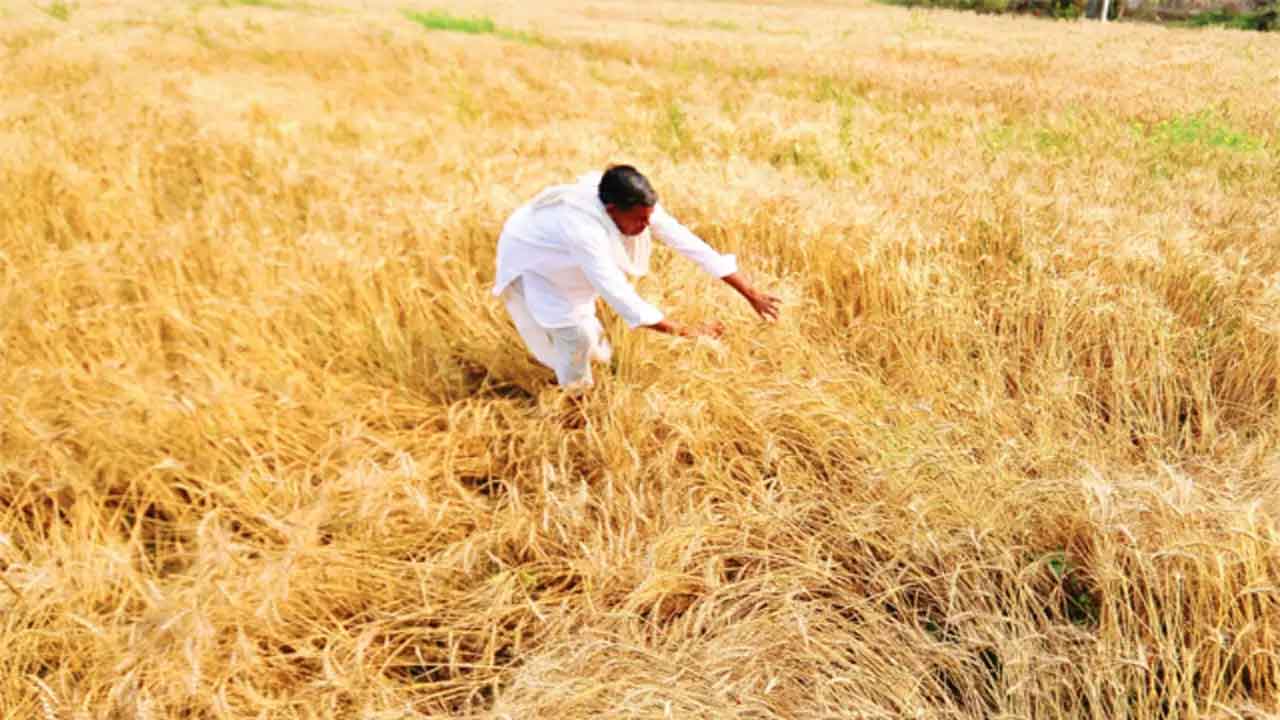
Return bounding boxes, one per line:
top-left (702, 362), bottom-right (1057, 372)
top-left (403, 8), bottom-right (552, 45)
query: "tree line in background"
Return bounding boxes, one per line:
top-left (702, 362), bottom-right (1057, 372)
top-left (887, 0), bottom-right (1277, 28)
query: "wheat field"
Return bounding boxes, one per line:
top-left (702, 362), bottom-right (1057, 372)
top-left (2, 0), bottom-right (1279, 717)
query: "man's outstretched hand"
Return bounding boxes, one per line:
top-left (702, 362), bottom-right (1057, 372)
top-left (723, 272), bottom-right (781, 322)
top-left (647, 319), bottom-right (724, 339)
top-left (745, 288), bottom-right (781, 321)
top-left (680, 321), bottom-right (725, 339)
top-left (642, 272), bottom-right (776, 339)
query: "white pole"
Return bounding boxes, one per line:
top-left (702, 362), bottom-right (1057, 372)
top-left (1100, 0), bottom-right (1110, 21)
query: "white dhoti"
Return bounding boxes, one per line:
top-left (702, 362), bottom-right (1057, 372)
top-left (501, 276), bottom-right (612, 389)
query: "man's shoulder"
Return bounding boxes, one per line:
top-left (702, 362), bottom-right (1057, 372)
top-left (552, 200), bottom-right (613, 241)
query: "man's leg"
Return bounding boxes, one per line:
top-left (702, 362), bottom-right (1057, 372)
top-left (501, 277), bottom-right (561, 370)
top-left (548, 316), bottom-right (612, 390)
top-left (586, 316), bottom-right (612, 364)
top-left (547, 324), bottom-right (595, 390)
top-left (502, 278), bottom-right (611, 390)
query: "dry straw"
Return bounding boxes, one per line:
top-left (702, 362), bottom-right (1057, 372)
top-left (1, 0), bottom-right (1278, 717)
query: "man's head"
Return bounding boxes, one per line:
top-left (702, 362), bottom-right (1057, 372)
top-left (599, 165), bottom-right (657, 236)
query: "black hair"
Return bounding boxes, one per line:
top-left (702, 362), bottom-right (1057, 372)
top-left (598, 165), bottom-right (658, 210)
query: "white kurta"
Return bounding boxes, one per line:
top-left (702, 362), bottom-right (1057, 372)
top-left (492, 173), bottom-right (738, 329)
top-left (493, 172), bottom-right (738, 387)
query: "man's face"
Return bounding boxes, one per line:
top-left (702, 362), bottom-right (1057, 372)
top-left (605, 204), bottom-right (654, 236)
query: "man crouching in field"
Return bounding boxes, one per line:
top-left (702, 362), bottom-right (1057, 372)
top-left (493, 165), bottom-right (780, 391)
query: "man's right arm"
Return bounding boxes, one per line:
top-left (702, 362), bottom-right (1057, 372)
top-left (561, 216), bottom-right (720, 338)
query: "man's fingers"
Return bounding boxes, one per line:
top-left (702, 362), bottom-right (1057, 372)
top-left (757, 295), bottom-right (781, 321)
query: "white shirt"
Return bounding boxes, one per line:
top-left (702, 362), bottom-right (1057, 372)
top-left (492, 173), bottom-right (738, 329)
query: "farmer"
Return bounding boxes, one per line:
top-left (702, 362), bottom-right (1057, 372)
top-left (493, 165), bottom-right (780, 390)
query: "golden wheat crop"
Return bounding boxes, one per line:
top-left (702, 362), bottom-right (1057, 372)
top-left (2, 0), bottom-right (1278, 717)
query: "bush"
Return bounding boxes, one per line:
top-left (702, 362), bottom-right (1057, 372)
top-left (1183, 4), bottom-right (1278, 30)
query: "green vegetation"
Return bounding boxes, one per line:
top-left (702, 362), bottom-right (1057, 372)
top-left (882, 0), bottom-right (1277, 28)
top-left (193, 25), bottom-right (216, 48)
top-left (403, 9), bottom-right (549, 45)
top-left (404, 8), bottom-right (495, 34)
top-left (1150, 112), bottom-right (1263, 152)
top-left (982, 119), bottom-right (1082, 157)
top-left (813, 76), bottom-right (872, 106)
top-left (1044, 552), bottom-right (1101, 627)
top-left (43, 0), bottom-right (73, 21)
top-left (1179, 5), bottom-right (1277, 30)
top-left (657, 100), bottom-right (693, 158)
top-left (881, 0), bottom-right (1080, 17)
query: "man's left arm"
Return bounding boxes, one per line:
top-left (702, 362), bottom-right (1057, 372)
top-left (650, 205), bottom-right (781, 321)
